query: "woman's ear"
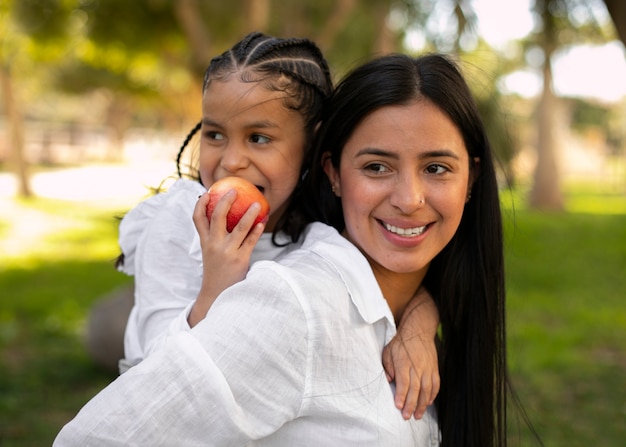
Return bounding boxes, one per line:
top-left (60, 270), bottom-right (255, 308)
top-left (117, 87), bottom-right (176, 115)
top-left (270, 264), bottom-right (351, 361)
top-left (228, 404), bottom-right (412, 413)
top-left (469, 157), bottom-right (480, 186)
top-left (322, 152), bottom-right (341, 197)
top-left (467, 157), bottom-right (480, 201)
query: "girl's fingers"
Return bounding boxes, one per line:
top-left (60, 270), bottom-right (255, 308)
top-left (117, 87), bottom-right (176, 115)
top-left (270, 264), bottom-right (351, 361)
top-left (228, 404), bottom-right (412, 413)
top-left (233, 202), bottom-right (263, 235)
top-left (193, 192), bottom-right (212, 236)
top-left (195, 190), bottom-right (266, 251)
top-left (207, 189), bottom-right (237, 233)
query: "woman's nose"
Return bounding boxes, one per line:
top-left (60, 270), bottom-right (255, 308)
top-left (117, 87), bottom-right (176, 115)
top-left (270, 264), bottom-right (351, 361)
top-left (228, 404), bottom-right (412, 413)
top-left (220, 142), bottom-right (249, 173)
top-left (389, 174), bottom-right (425, 214)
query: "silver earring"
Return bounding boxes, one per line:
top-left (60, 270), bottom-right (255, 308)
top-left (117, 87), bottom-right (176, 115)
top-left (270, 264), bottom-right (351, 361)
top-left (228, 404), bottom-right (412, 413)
top-left (467, 192), bottom-right (472, 200)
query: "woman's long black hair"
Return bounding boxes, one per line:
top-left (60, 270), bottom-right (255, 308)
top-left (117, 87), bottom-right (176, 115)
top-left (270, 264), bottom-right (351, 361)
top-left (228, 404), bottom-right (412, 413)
top-left (286, 53), bottom-right (509, 447)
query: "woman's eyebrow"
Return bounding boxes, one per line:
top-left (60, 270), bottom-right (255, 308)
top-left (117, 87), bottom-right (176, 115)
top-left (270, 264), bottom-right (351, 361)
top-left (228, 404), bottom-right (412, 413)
top-left (355, 147), bottom-right (398, 159)
top-left (355, 148), bottom-right (461, 160)
top-left (420, 149), bottom-right (460, 160)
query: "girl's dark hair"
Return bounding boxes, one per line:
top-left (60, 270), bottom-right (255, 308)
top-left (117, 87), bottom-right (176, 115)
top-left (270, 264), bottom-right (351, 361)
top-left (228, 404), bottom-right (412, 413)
top-left (176, 31), bottom-right (333, 244)
top-left (294, 53), bottom-right (509, 447)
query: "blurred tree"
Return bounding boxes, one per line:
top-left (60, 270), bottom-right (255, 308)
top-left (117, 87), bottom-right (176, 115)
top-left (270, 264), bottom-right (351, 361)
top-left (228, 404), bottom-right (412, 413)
top-left (528, 0), bottom-right (564, 210)
top-left (0, 63), bottom-right (30, 197)
top-left (527, 0), bottom-right (614, 211)
top-left (0, 0), bottom-right (37, 198)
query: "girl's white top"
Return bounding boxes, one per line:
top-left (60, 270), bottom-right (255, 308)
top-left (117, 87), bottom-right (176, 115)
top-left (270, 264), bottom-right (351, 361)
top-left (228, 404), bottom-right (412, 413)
top-left (55, 221), bottom-right (440, 446)
top-left (118, 179), bottom-right (295, 371)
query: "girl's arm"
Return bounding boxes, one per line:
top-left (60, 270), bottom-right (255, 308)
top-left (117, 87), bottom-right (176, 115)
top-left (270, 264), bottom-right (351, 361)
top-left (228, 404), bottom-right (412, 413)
top-left (382, 286), bottom-right (440, 420)
top-left (124, 180), bottom-right (207, 360)
top-left (187, 191), bottom-right (265, 327)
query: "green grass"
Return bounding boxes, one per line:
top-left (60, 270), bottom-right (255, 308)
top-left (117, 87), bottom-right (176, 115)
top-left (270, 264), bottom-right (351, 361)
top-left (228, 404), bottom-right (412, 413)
top-left (502, 186), bottom-right (626, 446)
top-left (1, 185), bottom-right (625, 446)
top-left (0, 198), bottom-right (132, 446)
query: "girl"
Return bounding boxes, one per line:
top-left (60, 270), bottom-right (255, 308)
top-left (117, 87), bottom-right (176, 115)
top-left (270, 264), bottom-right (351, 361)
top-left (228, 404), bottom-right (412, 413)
top-left (55, 51), bottom-right (504, 447)
top-left (117, 32), bottom-right (438, 420)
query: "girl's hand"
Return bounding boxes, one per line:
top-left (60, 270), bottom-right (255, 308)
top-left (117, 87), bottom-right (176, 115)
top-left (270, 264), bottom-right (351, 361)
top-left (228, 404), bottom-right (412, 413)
top-left (188, 190), bottom-right (265, 327)
top-left (382, 286), bottom-right (440, 420)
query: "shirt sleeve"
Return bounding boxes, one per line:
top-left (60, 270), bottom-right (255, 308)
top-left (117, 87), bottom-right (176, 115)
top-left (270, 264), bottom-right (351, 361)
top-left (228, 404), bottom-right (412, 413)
top-left (54, 266), bottom-right (308, 446)
top-left (130, 181), bottom-right (206, 358)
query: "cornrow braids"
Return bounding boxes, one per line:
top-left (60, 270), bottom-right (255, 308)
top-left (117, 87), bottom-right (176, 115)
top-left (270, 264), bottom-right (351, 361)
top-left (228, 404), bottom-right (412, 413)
top-left (203, 32), bottom-right (332, 114)
top-left (176, 120), bottom-right (201, 180)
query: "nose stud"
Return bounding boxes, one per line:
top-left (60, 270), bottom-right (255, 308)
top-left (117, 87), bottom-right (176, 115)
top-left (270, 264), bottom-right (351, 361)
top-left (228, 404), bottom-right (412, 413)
top-left (419, 198), bottom-right (425, 204)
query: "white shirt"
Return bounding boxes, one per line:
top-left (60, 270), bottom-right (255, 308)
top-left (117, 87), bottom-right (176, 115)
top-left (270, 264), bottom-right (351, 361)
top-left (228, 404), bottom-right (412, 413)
top-left (118, 179), bottom-right (295, 369)
top-left (55, 222), bottom-right (440, 446)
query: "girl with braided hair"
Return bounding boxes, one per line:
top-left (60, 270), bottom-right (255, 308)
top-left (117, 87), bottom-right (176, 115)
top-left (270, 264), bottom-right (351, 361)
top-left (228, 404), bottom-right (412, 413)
top-left (116, 31), bottom-right (439, 421)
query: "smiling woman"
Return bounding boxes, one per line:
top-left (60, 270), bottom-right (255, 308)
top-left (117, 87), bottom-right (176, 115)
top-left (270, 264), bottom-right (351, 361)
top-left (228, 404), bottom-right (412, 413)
top-left (295, 52), bottom-right (534, 447)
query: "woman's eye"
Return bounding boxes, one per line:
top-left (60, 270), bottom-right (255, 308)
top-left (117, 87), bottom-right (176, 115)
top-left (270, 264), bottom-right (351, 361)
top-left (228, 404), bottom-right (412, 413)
top-left (425, 164), bottom-right (448, 175)
top-left (364, 163), bottom-right (389, 174)
top-left (250, 134), bottom-right (270, 144)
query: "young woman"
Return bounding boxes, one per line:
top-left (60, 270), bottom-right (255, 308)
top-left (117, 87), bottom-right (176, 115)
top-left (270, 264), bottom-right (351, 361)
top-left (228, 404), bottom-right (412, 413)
top-left (297, 53), bottom-right (510, 447)
top-left (54, 51), bottom-right (502, 446)
top-left (118, 32), bottom-right (438, 419)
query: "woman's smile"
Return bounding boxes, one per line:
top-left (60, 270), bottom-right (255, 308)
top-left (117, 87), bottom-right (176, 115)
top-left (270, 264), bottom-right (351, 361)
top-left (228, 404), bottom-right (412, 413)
top-left (381, 220), bottom-right (428, 237)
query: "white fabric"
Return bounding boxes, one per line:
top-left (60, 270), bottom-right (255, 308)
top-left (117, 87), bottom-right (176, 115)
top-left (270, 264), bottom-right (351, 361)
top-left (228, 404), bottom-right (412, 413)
top-left (55, 222), bottom-right (440, 446)
top-left (118, 179), bottom-right (294, 369)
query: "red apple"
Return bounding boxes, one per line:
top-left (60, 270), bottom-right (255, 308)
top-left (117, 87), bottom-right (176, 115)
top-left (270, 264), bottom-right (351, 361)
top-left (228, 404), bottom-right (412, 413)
top-left (206, 177), bottom-right (270, 232)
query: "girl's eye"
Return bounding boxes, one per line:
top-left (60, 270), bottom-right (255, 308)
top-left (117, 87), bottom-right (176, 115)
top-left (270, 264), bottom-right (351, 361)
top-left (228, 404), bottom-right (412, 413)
top-left (250, 134), bottom-right (270, 144)
top-left (205, 131), bottom-right (224, 141)
top-left (425, 164), bottom-right (448, 175)
top-left (364, 163), bottom-right (389, 174)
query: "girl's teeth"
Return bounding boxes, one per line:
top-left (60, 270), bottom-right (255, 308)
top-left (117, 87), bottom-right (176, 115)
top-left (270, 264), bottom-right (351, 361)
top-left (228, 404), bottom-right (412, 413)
top-left (384, 223), bottom-right (426, 237)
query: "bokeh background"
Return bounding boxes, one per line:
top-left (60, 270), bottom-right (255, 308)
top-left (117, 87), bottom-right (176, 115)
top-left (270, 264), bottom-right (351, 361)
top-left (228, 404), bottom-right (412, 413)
top-left (1, 0), bottom-right (625, 445)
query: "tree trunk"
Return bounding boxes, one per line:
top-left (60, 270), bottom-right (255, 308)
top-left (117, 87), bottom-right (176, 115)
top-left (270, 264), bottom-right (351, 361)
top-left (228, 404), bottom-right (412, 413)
top-left (315, 0), bottom-right (357, 52)
top-left (105, 97), bottom-right (130, 162)
top-left (529, 56), bottom-right (564, 210)
top-left (528, 0), bottom-right (564, 211)
top-left (0, 64), bottom-right (31, 198)
top-left (603, 0), bottom-right (626, 46)
top-left (372, 0), bottom-right (395, 55)
top-left (174, 0), bottom-right (213, 77)
top-left (245, 0), bottom-right (270, 32)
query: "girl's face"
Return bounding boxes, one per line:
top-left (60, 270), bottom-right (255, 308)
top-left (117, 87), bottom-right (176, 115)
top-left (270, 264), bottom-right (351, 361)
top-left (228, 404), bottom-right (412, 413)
top-left (324, 99), bottom-right (476, 282)
top-left (199, 77), bottom-right (307, 232)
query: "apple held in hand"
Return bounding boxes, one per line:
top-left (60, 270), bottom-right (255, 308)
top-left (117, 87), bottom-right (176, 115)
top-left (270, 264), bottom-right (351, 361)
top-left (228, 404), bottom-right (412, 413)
top-left (206, 177), bottom-right (270, 232)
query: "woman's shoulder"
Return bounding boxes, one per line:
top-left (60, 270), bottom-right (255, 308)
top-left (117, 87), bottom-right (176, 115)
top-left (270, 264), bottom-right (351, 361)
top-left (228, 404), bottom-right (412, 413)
top-left (269, 222), bottom-right (390, 326)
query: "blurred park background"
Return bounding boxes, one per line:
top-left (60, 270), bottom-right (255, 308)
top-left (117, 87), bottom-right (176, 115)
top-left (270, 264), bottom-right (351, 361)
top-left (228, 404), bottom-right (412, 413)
top-left (1, 0), bottom-right (625, 445)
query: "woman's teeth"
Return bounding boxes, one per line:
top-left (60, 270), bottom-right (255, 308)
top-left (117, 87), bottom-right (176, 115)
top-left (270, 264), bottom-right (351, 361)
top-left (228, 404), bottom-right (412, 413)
top-left (384, 222), bottom-right (426, 237)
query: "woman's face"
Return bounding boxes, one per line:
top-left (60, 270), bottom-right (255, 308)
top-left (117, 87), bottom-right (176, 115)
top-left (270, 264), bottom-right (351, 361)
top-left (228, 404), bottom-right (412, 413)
top-left (199, 77), bottom-right (307, 232)
top-left (324, 99), bottom-right (475, 279)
